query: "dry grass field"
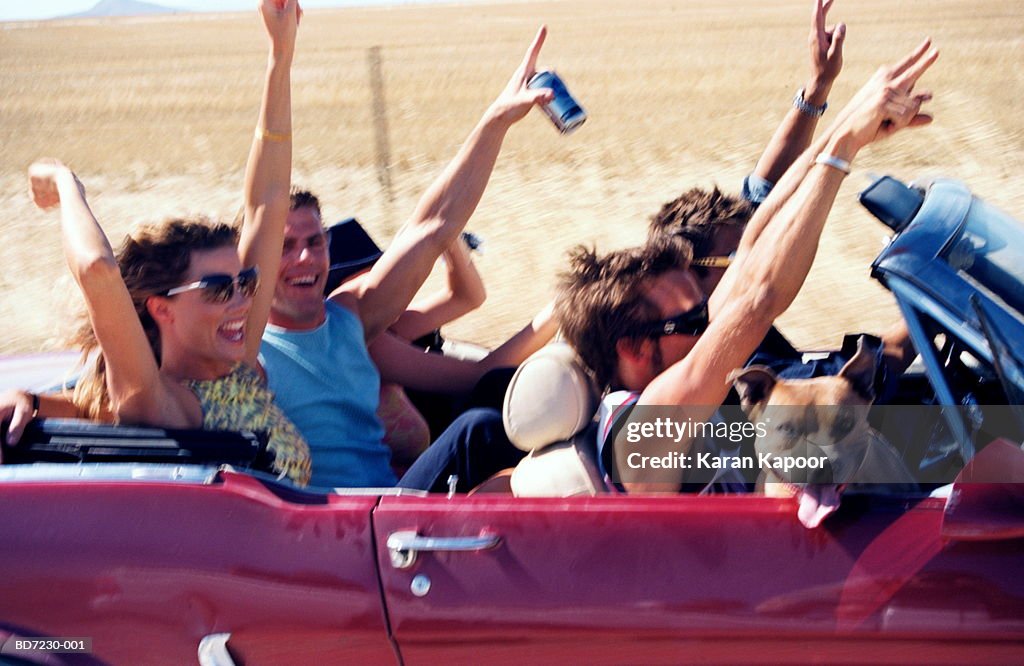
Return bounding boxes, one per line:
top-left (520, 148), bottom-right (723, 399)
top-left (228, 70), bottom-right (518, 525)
top-left (1, 0), bottom-right (1022, 357)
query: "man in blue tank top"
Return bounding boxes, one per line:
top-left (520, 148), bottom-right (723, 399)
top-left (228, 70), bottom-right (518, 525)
top-left (254, 30), bottom-right (555, 491)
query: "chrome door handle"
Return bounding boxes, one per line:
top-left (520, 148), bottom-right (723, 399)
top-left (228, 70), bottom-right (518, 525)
top-left (198, 633), bottom-right (237, 666)
top-left (387, 530), bottom-right (501, 569)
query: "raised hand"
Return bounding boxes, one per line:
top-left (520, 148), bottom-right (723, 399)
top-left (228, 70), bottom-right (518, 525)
top-left (809, 0), bottom-right (845, 89)
top-left (259, 0), bottom-right (300, 59)
top-left (27, 158), bottom-right (82, 210)
top-left (488, 26), bottom-right (555, 125)
top-left (838, 38), bottom-right (938, 152)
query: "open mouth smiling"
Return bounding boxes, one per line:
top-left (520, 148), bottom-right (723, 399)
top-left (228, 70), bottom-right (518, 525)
top-left (285, 274), bottom-right (319, 288)
top-left (218, 318), bottom-right (246, 343)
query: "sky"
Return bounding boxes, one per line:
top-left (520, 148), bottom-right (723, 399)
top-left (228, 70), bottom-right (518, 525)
top-left (0, 0), bottom-right (431, 22)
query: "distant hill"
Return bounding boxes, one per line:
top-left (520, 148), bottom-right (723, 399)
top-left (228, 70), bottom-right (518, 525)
top-left (65, 0), bottom-right (182, 19)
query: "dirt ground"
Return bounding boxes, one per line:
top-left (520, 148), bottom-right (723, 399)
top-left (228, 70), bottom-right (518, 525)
top-left (1, 0), bottom-right (1022, 355)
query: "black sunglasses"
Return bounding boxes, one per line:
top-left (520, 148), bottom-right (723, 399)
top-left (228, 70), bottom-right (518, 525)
top-left (165, 266), bottom-right (260, 304)
top-left (631, 298), bottom-right (710, 338)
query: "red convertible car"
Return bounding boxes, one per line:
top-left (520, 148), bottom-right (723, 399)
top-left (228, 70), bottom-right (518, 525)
top-left (1, 176), bottom-right (1023, 665)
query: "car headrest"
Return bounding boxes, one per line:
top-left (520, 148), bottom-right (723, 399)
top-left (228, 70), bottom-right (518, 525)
top-left (510, 428), bottom-right (607, 497)
top-left (324, 218), bottom-right (383, 295)
top-left (502, 341), bottom-right (600, 452)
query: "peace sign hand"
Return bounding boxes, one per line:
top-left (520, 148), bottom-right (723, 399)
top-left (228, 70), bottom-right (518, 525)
top-left (836, 38), bottom-right (938, 152)
top-left (809, 0), bottom-right (845, 88)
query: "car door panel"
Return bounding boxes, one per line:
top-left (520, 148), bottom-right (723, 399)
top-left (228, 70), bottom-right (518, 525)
top-left (374, 494), bottom-right (1024, 664)
top-left (0, 471), bottom-right (395, 665)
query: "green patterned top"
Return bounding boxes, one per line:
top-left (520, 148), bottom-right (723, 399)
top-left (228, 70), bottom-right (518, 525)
top-left (187, 364), bottom-right (311, 485)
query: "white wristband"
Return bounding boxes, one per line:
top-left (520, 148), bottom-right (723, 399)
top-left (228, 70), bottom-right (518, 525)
top-left (814, 153), bottom-right (851, 175)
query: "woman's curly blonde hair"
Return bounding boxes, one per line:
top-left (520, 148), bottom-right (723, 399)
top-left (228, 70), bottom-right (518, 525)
top-left (69, 217), bottom-right (239, 419)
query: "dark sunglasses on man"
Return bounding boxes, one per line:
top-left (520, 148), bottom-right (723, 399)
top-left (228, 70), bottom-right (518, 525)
top-left (164, 266), bottom-right (260, 304)
top-left (630, 298), bottom-right (710, 339)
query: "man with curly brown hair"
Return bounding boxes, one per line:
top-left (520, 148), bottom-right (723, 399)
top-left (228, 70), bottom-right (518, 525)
top-left (556, 31), bottom-right (938, 491)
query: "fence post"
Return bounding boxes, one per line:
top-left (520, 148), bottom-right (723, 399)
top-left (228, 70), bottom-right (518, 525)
top-left (367, 46), bottom-right (394, 205)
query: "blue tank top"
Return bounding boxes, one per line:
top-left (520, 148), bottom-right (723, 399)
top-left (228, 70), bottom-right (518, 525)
top-left (260, 301), bottom-right (396, 488)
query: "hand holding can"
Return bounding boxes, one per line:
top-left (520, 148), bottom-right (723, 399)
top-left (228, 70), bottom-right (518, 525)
top-left (527, 70), bottom-right (587, 134)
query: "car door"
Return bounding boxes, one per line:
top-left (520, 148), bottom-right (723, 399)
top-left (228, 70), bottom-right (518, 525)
top-left (0, 468), bottom-right (396, 666)
top-left (374, 492), bottom-right (1024, 665)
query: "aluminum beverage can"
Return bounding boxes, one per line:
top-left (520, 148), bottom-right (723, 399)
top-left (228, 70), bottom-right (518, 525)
top-left (527, 70), bottom-right (587, 135)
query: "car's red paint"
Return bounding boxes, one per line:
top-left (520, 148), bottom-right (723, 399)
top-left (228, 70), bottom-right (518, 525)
top-left (374, 493), bottom-right (1024, 665)
top-left (941, 439), bottom-right (1024, 541)
top-left (0, 472), bottom-right (395, 665)
top-left (1, 471), bottom-right (1022, 664)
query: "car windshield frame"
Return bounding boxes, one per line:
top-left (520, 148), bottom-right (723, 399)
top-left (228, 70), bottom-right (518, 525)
top-left (941, 197), bottom-right (1024, 319)
top-left (871, 176), bottom-right (1024, 467)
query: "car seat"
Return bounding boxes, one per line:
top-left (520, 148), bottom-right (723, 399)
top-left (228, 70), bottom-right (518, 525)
top-left (501, 341), bottom-right (608, 496)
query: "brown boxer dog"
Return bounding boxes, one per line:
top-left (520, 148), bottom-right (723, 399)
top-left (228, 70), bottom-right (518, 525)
top-left (730, 336), bottom-right (917, 527)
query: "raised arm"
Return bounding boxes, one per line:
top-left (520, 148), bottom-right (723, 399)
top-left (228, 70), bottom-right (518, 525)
top-left (624, 41), bottom-right (938, 489)
top-left (748, 0), bottom-right (845, 191)
top-left (238, 0), bottom-right (299, 363)
top-left (337, 27), bottom-right (554, 342)
top-left (389, 237), bottom-right (487, 341)
top-left (28, 161), bottom-right (190, 425)
top-left (716, 36), bottom-right (933, 301)
top-left (647, 39), bottom-right (937, 410)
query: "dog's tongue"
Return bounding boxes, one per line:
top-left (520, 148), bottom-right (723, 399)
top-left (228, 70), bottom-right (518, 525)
top-left (797, 484), bottom-right (842, 528)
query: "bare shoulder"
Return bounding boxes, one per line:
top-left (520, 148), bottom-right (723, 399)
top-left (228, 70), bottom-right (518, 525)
top-left (159, 374), bottom-right (206, 429)
top-left (327, 289), bottom-right (361, 318)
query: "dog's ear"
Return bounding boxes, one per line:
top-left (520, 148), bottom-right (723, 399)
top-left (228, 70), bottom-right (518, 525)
top-left (838, 335), bottom-right (880, 402)
top-left (729, 366), bottom-right (777, 415)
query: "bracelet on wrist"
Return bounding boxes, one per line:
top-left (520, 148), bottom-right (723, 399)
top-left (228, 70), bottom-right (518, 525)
top-left (28, 392), bottom-right (40, 418)
top-left (255, 127), bottom-right (292, 143)
top-left (793, 88), bottom-right (828, 117)
top-left (814, 153), bottom-right (851, 175)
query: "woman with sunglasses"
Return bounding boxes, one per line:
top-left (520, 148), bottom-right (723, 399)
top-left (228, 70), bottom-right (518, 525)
top-left (9, 0), bottom-right (310, 484)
